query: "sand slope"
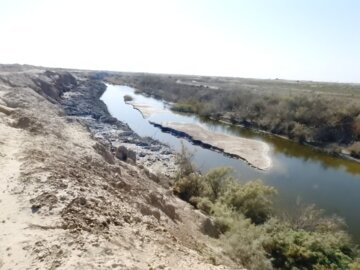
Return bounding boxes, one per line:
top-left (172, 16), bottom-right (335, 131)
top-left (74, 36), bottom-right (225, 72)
top-left (0, 68), bottom-right (239, 269)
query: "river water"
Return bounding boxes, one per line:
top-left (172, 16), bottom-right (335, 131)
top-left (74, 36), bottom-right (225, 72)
top-left (101, 84), bottom-right (360, 241)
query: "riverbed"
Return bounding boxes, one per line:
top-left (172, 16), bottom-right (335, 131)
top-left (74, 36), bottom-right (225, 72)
top-left (101, 84), bottom-right (360, 241)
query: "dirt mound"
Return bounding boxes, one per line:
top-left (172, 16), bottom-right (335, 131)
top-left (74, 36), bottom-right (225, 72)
top-left (61, 196), bottom-right (123, 232)
top-left (93, 142), bottom-right (115, 164)
top-left (30, 192), bottom-right (58, 213)
top-left (11, 115), bottom-right (44, 133)
top-left (146, 191), bottom-right (180, 221)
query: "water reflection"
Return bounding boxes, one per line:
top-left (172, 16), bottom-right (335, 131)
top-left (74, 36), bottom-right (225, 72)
top-left (198, 117), bottom-right (360, 175)
top-left (101, 84), bottom-right (360, 242)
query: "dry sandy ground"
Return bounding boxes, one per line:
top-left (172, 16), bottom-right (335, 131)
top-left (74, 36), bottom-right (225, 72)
top-left (157, 122), bottom-right (271, 170)
top-left (0, 70), bottom-right (240, 269)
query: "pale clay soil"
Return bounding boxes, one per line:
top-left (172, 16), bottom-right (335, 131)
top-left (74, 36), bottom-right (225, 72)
top-left (154, 122), bottom-right (271, 170)
top-left (0, 70), bottom-right (241, 269)
top-left (128, 102), bottom-right (271, 170)
top-left (128, 102), bottom-right (167, 119)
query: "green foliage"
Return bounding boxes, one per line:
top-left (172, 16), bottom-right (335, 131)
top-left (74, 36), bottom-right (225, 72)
top-left (175, 144), bottom-right (196, 179)
top-left (174, 172), bottom-right (202, 201)
top-left (174, 144), bottom-right (202, 201)
top-left (222, 216), bottom-right (273, 270)
top-left (222, 179), bottom-right (277, 224)
top-left (171, 101), bottom-right (200, 113)
top-left (174, 163), bottom-right (274, 224)
top-left (282, 204), bottom-right (347, 233)
top-left (202, 167), bottom-right (234, 202)
top-left (263, 220), bottom-right (355, 270)
top-left (173, 148), bottom-right (359, 270)
top-left (222, 215), bottom-right (358, 270)
top-left (349, 258), bottom-right (360, 270)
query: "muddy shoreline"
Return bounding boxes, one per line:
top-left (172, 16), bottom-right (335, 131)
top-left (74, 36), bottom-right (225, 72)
top-left (127, 101), bottom-right (166, 118)
top-left (211, 116), bottom-right (360, 163)
top-left (104, 73), bottom-right (359, 164)
top-left (60, 78), bottom-right (177, 178)
top-left (150, 121), bottom-right (271, 170)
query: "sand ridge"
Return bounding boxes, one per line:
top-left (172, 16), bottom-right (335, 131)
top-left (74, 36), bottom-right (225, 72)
top-left (157, 122), bottom-right (271, 170)
top-left (128, 101), bottom-right (167, 118)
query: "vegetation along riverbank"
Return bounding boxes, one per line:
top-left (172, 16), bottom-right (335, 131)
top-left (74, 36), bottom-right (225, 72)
top-left (104, 72), bottom-right (360, 161)
top-left (1, 64), bottom-right (359, 269)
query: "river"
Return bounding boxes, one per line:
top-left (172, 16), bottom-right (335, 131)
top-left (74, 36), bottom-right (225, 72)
top-left (101, 84), bottom-right (360, 241)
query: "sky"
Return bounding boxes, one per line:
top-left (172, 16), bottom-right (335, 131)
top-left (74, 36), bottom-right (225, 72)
top-left (0, 0), bottom-right (359, 82)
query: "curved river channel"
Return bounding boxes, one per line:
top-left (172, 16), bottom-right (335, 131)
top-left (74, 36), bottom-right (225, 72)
top-left (102, 84), bottom-right (360, 241)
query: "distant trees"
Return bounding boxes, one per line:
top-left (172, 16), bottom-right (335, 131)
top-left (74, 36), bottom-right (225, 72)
top-left (120, 74), bottom-right (360, 157)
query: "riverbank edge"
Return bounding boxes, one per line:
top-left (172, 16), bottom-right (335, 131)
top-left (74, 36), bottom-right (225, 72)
top-left (112, 81), bottom-right (359, 164)
top-left (210, 116), bottom-right (360, 163)
top-left (61, 80), bottom-right (178, 179)
top-left (149, 121), bottom-right (271, 170)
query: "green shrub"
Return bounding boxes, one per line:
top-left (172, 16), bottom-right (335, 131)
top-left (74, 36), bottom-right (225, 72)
top-left (173, 172), bottom-right (203, 201)
top-left (202, 167), bottom-right (234, 201)
top-left (222, 215), bottom-right (357, 270)
top-left (175, 164), bottom-right (275, 224)
top-left (172, 147), bottom-right (359, 269)
top-left (222, 216), bottom-right (273, 270)
top-left (221, 179), bottom-right (277, 224)
top-left (194, 196), bottom-right (213, 214)
top-left (282, 204), bottom-right (347, 233)
top-left (262, 221), bottom-right (354, 270)
top-left (349, 258), bottom-right (360, 270)
top-left (175, 143), bottom-right (195, 179)
top-left (210, 201), bottom-right (237, 233)
top-left (171, 102), bottom-right (197, 113)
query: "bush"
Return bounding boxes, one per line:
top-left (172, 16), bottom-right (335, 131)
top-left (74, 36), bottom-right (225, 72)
top-left (349, 259), bottom-right (360, 270)
top-left (282, 204), bottom-right (347, 233)
top-left (222, 216), bottom-right (273, 270)
top-left (173, 172), bottom-right (203, 201)
top-left (222, 215), bottom-right (357, 270)
top-left (263, 220), bottom-right (355, 270)
top-left (202, 167), bottom-right (234, 201)
top-left (174, 143), bottom-right (196, 179)
top-left (172, 147), bottom-right (359, 269)
top-left (171, 102), bottom-right (198, 113)
top-left (221, 179), bottom-right (277, 224)
top-left (174, 164), bottom-right (275, 224)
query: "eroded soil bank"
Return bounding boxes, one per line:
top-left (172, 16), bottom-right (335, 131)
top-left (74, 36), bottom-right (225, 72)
top-left (60, 78), bottom-right (178, 179)
top-left (0, 65), bottom-right (238, 269)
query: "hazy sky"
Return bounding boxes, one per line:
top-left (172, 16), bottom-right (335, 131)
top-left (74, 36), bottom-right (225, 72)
top-left (0, 0), bottom-right (359, 82)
